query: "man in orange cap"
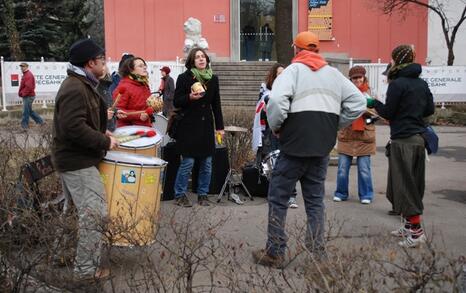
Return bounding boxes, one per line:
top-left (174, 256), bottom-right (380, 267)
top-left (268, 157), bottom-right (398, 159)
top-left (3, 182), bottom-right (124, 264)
top-left (252, 31), bottom-right (366, 267)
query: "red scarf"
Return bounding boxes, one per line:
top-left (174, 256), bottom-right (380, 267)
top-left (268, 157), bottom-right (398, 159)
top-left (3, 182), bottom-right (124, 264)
top-left (351, 83), bottom-right (369, 131)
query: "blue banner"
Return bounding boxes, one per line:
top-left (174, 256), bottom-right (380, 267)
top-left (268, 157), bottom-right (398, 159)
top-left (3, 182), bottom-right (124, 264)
top-left (309, 0), bottom-right (329, 9)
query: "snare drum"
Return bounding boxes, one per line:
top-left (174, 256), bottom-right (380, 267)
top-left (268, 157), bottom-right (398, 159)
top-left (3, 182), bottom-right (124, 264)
top-left (261, 150), bottom-right (280, 179)
top-left (114, 125), bottom-right (162, 157)
top-left (99, 151), bottom-right (167, 246)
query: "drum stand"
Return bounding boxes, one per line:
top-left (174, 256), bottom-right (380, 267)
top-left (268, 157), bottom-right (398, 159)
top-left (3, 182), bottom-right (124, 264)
top-left (217, 128), bottom-right (253, 204)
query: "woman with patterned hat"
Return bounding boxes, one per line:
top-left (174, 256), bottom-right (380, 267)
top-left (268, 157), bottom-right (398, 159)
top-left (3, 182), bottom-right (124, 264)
top-left (374, 44), bottom-right (435, 248)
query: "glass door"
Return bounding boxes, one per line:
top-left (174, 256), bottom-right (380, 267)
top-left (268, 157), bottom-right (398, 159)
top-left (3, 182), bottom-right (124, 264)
top-left (240, 0), bottom-right (276, 61)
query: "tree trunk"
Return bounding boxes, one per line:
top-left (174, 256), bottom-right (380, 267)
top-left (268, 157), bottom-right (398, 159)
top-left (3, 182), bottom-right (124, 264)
top-left (275, 0), bottom-right (293, 65)
top-left (1, 0), bottom-right (24, 60)
top-left (447, 44), bottom-right (454, 66)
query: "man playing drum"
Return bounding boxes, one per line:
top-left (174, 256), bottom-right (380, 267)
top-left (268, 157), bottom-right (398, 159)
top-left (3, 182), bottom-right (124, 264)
top-left (52, 38), bottom-right (118, 280)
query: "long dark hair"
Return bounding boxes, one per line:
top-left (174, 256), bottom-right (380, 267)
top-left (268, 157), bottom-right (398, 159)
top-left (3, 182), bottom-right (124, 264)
top-left (119, 57), bottom-right (147, 77)
top-left (265, 63), bottom-right (284, 90)
top-left (185, 48), bottom-right (211, 70)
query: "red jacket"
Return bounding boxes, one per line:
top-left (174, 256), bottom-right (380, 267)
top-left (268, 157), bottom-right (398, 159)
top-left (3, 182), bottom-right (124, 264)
top-left (18, 70), bottom-right (36, 97)
top-left (113, 77), bottom-right (152, 127)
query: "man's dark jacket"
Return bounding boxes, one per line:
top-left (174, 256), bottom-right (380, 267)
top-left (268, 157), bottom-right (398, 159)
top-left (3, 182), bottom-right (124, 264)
top-left (52, 70), bottom-right (110, 172)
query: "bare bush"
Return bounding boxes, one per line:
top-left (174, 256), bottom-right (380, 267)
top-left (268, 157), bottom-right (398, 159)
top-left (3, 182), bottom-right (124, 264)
top-left (222, 107), bottom-right (255, 169)
top-left (0, 120), bottom-right (464, 292)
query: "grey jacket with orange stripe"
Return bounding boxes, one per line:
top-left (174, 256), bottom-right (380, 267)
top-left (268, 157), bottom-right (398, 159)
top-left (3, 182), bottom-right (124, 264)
top-left (267, 62), bottom-right (366, 157)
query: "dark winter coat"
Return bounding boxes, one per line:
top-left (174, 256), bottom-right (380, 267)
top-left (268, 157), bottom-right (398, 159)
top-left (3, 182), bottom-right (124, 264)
top-left (109, 71), bottom-right (121, 96)
top-left (19, 70), bottom-right (36, 97)
top-left (173, 70), bottom-right (224, 157)
top-left (52, 70), bottom-right (110, 172)
top-left (162, 75), bottom-right (175, 116)
top-left (97, 73), bottom-right (116, 131)
top-left (374, 63), bottom-right (435, 139)
top-left (113, 77), bottom-right (152, 127)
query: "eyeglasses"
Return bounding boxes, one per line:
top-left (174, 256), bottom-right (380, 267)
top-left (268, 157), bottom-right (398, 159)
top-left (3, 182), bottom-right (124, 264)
top-left (94, 55), bottom-right (106, 62)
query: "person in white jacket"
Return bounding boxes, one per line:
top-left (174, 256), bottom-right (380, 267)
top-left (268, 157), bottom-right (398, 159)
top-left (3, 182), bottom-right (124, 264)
top-left (252, 31), bottom-right (366, 268)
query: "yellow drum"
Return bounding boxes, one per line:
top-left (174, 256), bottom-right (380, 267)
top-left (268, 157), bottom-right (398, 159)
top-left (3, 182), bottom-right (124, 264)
top-left (114, 125), bottom-right (162, 157)
top-left (99, 151), bottom-right (167, 246)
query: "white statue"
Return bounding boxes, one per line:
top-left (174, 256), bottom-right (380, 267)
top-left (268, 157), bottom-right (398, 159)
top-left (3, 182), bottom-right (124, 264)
top-left (183, 17), bottom-right (209, 54)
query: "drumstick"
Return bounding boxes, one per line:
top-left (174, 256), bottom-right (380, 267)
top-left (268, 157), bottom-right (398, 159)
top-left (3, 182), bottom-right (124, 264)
top-left (123, 110), bottom-right (146, 116)
top-left (366, 109), bottom-right (387, 122)
top-left (115, 130), bottom-right (148, 140)
top-left (117, 130), bottom-right (157, 143)
top-left (111, 86), bottom-right (127, 109)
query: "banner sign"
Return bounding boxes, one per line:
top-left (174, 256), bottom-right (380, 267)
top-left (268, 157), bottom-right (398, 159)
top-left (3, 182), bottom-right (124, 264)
top-left (1, 61), bottom-right (184, 108)
top-left (421, 67), bottom-right (465, 95)
top-left (355, 64), bottom-right (466, 104)
top-left (308, 0), bottom-right (333, 40)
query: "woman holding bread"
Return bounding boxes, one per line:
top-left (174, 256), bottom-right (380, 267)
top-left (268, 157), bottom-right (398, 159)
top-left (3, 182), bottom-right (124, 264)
top-left (172, 48), bottom-right (224, 207)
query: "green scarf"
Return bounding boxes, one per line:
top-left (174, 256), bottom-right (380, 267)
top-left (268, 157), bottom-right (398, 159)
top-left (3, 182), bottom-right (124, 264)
top-left (129, 73), bottom-right (149, 86)
top-left (191, 68), bottom-right (213, 85)
top-left (387, 63), bottom-right (412, 80)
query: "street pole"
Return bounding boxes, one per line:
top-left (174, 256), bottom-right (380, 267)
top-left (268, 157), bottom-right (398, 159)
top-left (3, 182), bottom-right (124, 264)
top-left (1, 56), bottom-right (8, 111)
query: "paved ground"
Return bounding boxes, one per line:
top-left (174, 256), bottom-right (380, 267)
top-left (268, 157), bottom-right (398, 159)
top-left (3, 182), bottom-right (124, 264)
top-left (161, 125), bottom-right (466, 258)
top-left (4, 124), bottom-right (465, 291)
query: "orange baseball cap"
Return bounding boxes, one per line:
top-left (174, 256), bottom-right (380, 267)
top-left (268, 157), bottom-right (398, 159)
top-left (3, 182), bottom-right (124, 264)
top-left (293, 31), bottom-right (320, 50)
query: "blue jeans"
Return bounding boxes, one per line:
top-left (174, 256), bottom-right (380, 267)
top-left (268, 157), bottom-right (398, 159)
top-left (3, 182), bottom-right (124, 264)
top-left (21, 96), bottom-right (43, 129)
top-left (174, 156), bottom-right (212, 198)
top-left (266, 153), bottom-right (329, 257)
top-left (334, 154), bottom-right (374, 201)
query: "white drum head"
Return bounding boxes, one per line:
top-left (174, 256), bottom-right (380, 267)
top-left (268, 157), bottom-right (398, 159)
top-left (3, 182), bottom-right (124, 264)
top-left (114, 126), bottom-right (162, 148)
top-left (103, 151), bottom-right (167, 166)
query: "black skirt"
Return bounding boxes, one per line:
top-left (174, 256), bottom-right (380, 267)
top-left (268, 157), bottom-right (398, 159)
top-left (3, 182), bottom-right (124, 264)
top-left (386, 134), bottom-right (426, 217)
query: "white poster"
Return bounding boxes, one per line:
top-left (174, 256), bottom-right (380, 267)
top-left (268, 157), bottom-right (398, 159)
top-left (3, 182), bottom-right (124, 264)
top-left (1, 60), bottom-right (184, 108)
top-left (356, 64), bottom-right (466, 104)
top-left (421, 66), bottom-right (466, 99)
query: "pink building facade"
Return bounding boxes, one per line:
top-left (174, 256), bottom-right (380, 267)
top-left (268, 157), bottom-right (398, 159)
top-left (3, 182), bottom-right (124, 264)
top-left (104, 0), bottom-right (428, 63)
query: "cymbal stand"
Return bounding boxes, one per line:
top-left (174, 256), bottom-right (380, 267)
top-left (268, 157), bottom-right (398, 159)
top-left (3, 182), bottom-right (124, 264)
top-left (217, 131), bottom-right (253, 204)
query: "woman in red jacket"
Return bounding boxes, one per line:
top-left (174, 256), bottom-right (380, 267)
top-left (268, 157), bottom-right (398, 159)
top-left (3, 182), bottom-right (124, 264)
top-left (113, 57), bottom-right (153, 127)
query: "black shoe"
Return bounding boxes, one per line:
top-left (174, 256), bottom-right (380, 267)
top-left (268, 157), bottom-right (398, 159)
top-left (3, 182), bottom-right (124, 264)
top-left (198, 195), bottom-right (210, 206)
top-left (176, 195), bottom-right (193, 207)
top-left (388, 210), bottom-right (400, 216)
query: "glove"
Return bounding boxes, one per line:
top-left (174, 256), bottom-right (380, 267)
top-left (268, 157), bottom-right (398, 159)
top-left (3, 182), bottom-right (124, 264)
top-left (366, 98), bottom-right (375, 108)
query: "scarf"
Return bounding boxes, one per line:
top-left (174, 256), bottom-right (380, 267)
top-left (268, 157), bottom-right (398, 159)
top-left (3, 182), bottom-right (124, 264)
top-left (291, 50), bottom-right (328, 71)
top-left (387, 63), bottom-right (412, 81)
top-left (129, 73), bottom-right (149, 87)
top-left (351, 83), bottom-right (370, 131)
top-left (67, 63), bottom-right (99, 87)
top-left (191, 68), bottom-right (213, 85)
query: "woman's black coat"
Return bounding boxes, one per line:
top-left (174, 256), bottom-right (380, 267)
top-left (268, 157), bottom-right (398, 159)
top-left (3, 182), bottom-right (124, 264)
top-left (173, 70), bottom-right (224, 157)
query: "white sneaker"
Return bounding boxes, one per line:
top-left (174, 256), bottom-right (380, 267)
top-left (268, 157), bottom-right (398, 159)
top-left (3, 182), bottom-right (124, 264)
top-left (333, 196), bottom-right (343, 202)
top-left (360, 199), bottom-right (371, 204)
top-left (288, 197), bottom-right (298, 209)
top-left (390, 225), bottom-right (409, 237)
top-left (398, 233), bottom-right (427, 248)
